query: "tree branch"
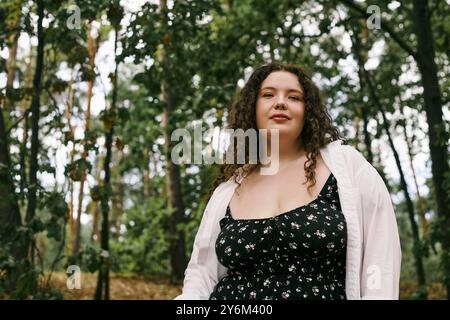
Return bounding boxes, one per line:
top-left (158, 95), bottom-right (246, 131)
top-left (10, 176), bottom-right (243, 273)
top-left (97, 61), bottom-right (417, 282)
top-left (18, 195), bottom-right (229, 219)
top-left (340, 0), bottom-right (419, 60)
top-left (5, 108), bottom-right (30, 136)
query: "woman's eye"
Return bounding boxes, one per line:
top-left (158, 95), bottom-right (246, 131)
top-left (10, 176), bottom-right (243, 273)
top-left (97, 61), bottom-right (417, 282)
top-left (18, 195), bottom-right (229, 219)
top-left (289, 96), bottom-right (301, 101)
top-left (262, 93), bottom-right (273, 97)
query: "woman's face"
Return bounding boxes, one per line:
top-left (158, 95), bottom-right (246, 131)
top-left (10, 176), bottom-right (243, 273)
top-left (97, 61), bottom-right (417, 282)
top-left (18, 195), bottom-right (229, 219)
top-left (255, 71), bottom-right (305, 140)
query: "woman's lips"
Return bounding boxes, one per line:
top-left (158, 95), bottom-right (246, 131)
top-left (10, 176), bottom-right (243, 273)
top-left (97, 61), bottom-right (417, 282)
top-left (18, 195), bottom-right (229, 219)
top-left (270, 116), bottom-right (289, 121)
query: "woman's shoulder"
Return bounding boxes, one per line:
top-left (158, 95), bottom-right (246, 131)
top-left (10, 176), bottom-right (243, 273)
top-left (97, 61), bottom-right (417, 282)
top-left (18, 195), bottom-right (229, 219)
top-left (209, 177), bottom-right (235, 201)
top-left (332, 142), bottom-right (370, 168)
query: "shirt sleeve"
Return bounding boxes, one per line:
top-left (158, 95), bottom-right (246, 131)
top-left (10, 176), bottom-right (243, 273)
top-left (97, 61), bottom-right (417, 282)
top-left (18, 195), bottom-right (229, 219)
top-left (173, 185), bottom-right (223, 300)
top-left (356, 161), bottom-right (402, 299)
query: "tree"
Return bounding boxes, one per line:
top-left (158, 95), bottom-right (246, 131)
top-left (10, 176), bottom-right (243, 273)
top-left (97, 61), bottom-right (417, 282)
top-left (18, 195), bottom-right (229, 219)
top-left (341, 0), bottom-right (450, 298)
top-left (94, 0), bottom-right (123, 300)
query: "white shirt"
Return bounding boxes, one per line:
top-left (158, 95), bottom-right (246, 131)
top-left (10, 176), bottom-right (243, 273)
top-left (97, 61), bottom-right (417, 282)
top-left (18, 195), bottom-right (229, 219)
top-left (174, 139), bottom-right (402, 300)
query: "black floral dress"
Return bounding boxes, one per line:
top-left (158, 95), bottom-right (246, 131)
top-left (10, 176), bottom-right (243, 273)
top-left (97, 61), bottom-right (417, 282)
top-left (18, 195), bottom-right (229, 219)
top-left (209, 173), bottom-right (347, 300)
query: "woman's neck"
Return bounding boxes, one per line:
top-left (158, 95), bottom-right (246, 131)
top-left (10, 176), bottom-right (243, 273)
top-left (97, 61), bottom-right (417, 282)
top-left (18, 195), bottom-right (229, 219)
top-left (260, 138), bottom-right (305, 172)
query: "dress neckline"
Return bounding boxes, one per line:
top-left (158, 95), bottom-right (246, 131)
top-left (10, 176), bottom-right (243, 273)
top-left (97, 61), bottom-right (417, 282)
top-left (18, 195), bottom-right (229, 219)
top-left (226, 173), bottom-right (334, 222)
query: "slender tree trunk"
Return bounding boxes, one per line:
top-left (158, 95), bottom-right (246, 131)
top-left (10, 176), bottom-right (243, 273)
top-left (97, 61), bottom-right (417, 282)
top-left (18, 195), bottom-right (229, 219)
top-left (400, 107), bottom-right (429, 238)
top-left (19, 48), bottom-right (33, 204)
top-left (73, 22), bottom-right (97, 256)
top-left (143, 147), bottom-right (150, 198)
top-left (63, 79), bottom-right (77, 259)
top-left (113, 180), bottom-right (124, 237)
top-left (162, 83), bottom-right (188, 283)
top-left (26, 0), bottom-right (45, 266)
top-left (360, 106), bottom-right (373, 164)
top-left (0, 87), bottom-right (24, 294)
top-left (364, 69), bottom-right (427, 298)
top-left (5, 42), bottom-right (18, 110)
top-left (353, 20), bottom-right (374, 164)
top-left (2, 0), bottom-right (22, 126)
top-left (95, 27), bottom-right (119, 301)
top-left (160, 0), bottom-right (187, 283)
top-left (91, 156), bottom-right (103, 242)
top-left (354, 110), bottom-right (361, 148)
top-left (373, 135), bottom-right (391, 192)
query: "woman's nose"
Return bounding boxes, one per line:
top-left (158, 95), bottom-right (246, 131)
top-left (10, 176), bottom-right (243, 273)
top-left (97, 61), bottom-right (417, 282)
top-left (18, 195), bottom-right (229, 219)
top-left (274, 101), bottom-right (287, 110)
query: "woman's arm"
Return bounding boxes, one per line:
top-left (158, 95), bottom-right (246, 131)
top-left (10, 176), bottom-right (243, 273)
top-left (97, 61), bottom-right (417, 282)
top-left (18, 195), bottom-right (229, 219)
top-left (356, 161), bottom-right (402, 299)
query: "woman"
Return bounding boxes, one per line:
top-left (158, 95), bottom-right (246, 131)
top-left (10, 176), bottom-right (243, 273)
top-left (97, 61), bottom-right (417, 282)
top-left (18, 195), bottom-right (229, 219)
top-left (175, 62), bottom-right (401, 300)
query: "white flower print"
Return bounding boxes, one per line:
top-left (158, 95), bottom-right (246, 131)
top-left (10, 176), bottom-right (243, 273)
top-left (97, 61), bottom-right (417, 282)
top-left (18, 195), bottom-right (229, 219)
top-left (245, 243), bottom-right (255, 252)
top-left (314, 229), bottom-right (326, 238)
top-left (291, 222), bottom-right (300, 229)
top-left (263, 226), bottom-right (272, 234)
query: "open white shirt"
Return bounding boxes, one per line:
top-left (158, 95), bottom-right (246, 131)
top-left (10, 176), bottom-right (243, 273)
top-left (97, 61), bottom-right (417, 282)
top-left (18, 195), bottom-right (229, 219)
top-left (174, 139), bottom-right (402, 300)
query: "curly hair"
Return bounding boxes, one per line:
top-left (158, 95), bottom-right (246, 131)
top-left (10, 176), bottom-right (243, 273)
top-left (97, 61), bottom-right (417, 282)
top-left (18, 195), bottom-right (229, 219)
top-left (207, 62), bottom-right (345, 200)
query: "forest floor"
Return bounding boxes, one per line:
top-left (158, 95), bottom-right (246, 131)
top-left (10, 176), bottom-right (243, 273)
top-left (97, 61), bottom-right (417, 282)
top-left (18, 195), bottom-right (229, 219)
top-left (48, 272), bottom-right (446, 300)
top-left (400, 281), bottom-right (446, 300)
top-left (49, 272), bottom-right (182, 300)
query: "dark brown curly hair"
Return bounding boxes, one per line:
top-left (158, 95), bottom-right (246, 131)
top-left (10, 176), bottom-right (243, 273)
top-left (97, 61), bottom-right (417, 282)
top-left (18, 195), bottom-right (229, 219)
top-left (207, 62), bottom-right (345, 200)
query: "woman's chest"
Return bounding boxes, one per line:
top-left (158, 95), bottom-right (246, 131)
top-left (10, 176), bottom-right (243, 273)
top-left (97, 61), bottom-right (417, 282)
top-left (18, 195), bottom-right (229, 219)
top-left (230, 160), bottom-right (332, 219)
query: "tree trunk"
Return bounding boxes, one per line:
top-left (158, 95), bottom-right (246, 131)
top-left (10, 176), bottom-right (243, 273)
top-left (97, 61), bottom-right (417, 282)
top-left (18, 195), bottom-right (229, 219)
top-left (94, 27), bottom-right (119, 301)
top-left (73, 22), bottom-right (97, 256)
top-left (19, 47), bottom-right (34, 204)
top-left (2, 0), bottom-right (21, 125)
top-left (342, 0), bottom-right (450, 298)
top-left (348, 19), bottom-right (427, 297)
top-left (26, 0), bottom-right (45, 266)
top-left (160, 0), bottom-right (187, 283)
top-left (400, 107), bottom-right (429, 238)
top-left (162, 83), bottom-right (188, 283)
top-left (143, 147), bottom-right (150, 198)
top-left (0, 84), bottom-right (25, 294)
top-left (91, 156), bottom-right (103, 242)
top-left (354, 110), bottom-right (361, 148)
top-left (364, 69), bottom-right (428, 298)
top-left (411, 0), bottom-right (450, 298)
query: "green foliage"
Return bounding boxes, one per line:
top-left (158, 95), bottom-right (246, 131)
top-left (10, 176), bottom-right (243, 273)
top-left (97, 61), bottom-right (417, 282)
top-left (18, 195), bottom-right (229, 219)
top-left (64, 158), bottom-right (92, 181)
top-left (110, 197), bottom-right (172, 275)
top-left (68, 244), bottom-right (106, 273)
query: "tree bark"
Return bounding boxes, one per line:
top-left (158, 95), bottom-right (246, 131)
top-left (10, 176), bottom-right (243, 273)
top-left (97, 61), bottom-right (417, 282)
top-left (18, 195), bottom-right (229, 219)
top-left (143, 147), bottom-right (150, 198)
top-left (400, 109), bottom-right (429, 238)
top-left (95, 27), bottom-right (119, 301)
top-left (160, 0), bottom-right (187, 283)
top-left (64, 79), bottom-right (76, 259)
top-left (411, 0), bottom-right (450, 298)
top-left (91, 156), bottom-right (103, 242)
top-left (19, 47), bottom-right (34, 204)
top-left (0, 85), bottom-right (23, 259)
top-left (26, 0), bottom-right (45, 266)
